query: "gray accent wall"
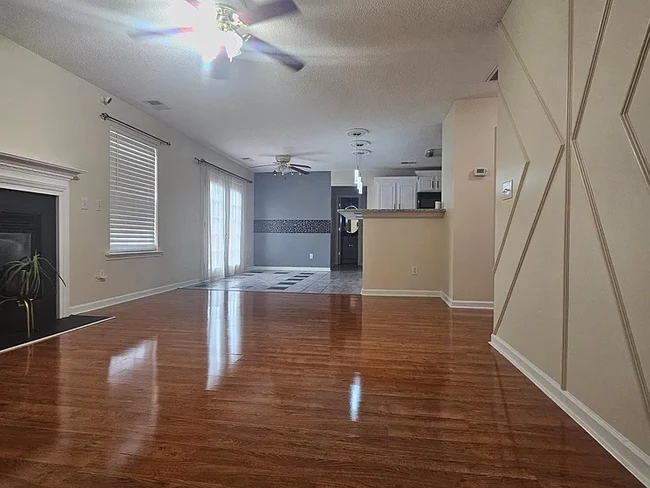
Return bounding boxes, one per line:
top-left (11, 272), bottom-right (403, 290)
top-left (254, 171), bottom-right (331, 268)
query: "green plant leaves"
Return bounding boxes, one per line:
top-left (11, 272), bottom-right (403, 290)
top-left (0, 253), bottom-right (65, 299)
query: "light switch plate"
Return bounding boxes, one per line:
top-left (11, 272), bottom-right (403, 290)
top-left (81, 197), bottom-right (88, 210)
top-left (95, 199), bottom-right (103, 211)
top-left (502, 180), bottom-right (513, 200)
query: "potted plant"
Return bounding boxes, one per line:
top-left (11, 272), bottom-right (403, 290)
top-left (0, 253), bottom-right (65, 300)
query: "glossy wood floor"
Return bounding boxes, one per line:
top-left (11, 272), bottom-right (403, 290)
top-left (0, 290), bottom-right (642, 487)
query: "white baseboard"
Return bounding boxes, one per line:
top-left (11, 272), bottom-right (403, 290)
top-left (361, 289), bottom-right (441, 298)
top-left (441, 291), bottom-right (494, 309)
top-left (252, 266), bottom-right (330, 272)
top-left (490, 334), bottom-right (650, 487)
top-left (69, 278), bottom-right (202, 315)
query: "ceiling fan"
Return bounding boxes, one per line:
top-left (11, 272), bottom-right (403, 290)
top-left (129, 0), bottom-right (305, 79)
top-left (253, 155), bottom-right (312, 175)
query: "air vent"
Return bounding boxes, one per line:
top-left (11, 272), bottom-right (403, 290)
top-left (425, 148), bottom-right (442, 158)
top-left (144, 100), bottom-right (171, 111)
top-left (485, 66), bottom-right (499, 82)
top-left (401, 161), bottom-right (417, 165)
top-left (241, 157), bottom-right (254, 163)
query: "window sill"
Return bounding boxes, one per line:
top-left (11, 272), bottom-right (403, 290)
top-left (105, 250), bottom-right (164, 261)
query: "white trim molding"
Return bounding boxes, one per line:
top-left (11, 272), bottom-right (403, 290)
top-left (251, 266), bottom-right (330, 272)
top-left (0, 151), bottom-right (85, 319)
top-left (441, 291), bottom-right (494, 309)
top-left (490, 334), bottom-right (650, 487)
top-left (361, 289), bottom-right (441, 298)
top-left (69, 278), bottom-right (201, 315)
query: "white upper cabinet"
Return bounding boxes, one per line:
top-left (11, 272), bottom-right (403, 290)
top-left (378, 181), bottom-right (397, 210)
top-left (375, 177), bottom-right (418, 209)
top-left (398, 180), bottom-right (417, 209)
top-left (416, 170), bottom-right (442, 192)
top-left (417, 176), bottom-right (435, 192)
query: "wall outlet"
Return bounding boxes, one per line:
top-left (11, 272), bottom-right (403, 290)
top-left (97, 269), bottom-right (108, 282)
top-left (95, 199), bottom-right (103, 211)
top-left (411, 266), bottom-right (419, 276)
top-left (81, 197), bottom-right (88, 210)
top-left (309, 253), bottom-right (314, 260)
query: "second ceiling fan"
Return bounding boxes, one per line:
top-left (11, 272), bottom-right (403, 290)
top-left (253, 155), bottom-right (312, 175)
top-left (129, 0), bottom-right (305, 79)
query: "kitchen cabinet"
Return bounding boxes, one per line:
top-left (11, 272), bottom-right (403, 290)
top-left (375, 177), bottom-right (418, 209)
top-left (416, 170), bottom-right (442, 192)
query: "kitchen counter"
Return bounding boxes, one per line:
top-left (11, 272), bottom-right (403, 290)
top-left (338, 208), bottom-right (445, 220)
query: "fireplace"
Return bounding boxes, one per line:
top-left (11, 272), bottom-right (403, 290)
top-left (0, 151), bottom-right (85, 331)
top-left (0, 189), bottom-right (58, 331)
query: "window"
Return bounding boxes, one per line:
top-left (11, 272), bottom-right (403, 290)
top-left (203, 168), bottom-right (246, 280)
top-left (109, 130), bottom-right (158, 254)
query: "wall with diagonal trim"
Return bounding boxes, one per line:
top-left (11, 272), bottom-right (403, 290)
top-left (495, 0), bottom-right (650, 460)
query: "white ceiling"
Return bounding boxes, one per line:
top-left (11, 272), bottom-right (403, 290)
top-left (0, 0), bottom-right (509, 171)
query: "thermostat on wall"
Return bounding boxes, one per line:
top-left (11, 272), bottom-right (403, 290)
top-left (474, 168), bottom-right (488, 177)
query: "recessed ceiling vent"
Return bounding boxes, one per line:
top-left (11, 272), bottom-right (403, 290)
top-left (144, 100), bottom-right (171, 111)
top-left (401, 161), bottom-right (417, 165)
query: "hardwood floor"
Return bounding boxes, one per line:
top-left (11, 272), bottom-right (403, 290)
top-left (0, 290), bottom-right (642, 487)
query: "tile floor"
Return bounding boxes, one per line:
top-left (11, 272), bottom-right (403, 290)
top-left (187, 268), bottom-right (362, 295)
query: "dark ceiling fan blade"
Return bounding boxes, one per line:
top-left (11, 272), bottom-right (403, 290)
top-left (128, 26), bottom-right (193, 38)
top-left (290, 166), bottom-right (310, 175)
top-left (239, 0), bottom-right (299, 26)
top-left (244, 34), bottom-right (305, 71)
top-left (289, 164), bottom-right (311, 169)
top-left (289, 150), bottom-right (326, 157)
top-left (209, 49), bottom-right (231, 79)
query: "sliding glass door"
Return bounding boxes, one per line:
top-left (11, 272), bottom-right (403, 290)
top-left (203, 167), bottom-right (246, 281)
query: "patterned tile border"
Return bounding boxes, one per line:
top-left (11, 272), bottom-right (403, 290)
top-left (254, 219), bottom-right (331, 234)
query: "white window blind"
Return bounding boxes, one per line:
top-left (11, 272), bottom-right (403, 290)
top-left (109, 130), bottom-right (158, 253)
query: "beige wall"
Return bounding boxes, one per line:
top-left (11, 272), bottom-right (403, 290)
top-left (442, 97), bottom-right (497, 302)
top-left (495, 0), bottom-right (650, 462)
top-left (362, 217), bottom-right (446, 293)
top-left (0, 37), bottom-right (254, 308)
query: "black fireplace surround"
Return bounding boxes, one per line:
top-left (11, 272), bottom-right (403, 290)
top-left (0, 188), bottom-right (57, 333)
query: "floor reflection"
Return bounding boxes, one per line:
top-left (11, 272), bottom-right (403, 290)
top-left (206, 291), bottom-right (242, 390)
top-left (349, 372), bottom-right (362, 421)
top-left (106, 339), bottom-right (159, 470)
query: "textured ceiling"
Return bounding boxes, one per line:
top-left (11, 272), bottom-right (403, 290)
top-left (0, 0), bottom-right (509, 171)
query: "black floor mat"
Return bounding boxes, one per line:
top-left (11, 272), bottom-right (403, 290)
top-left (0, 314), bottom-right (113, 352)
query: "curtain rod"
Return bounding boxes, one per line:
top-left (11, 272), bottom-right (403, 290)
top-left (195, 158), bottom-right (253, 184)
top-left (100, 113), bottom-right (172, 146)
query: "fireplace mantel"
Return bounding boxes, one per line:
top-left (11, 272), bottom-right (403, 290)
top-left (0, 151), bottom-right (85, 318)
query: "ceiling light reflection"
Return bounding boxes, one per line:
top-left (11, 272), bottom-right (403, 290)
top-left (349, 372), bottom-right (362, 422)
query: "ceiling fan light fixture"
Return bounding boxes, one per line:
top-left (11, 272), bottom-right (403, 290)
top-left (199, 29), bottom-right (243, 61)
